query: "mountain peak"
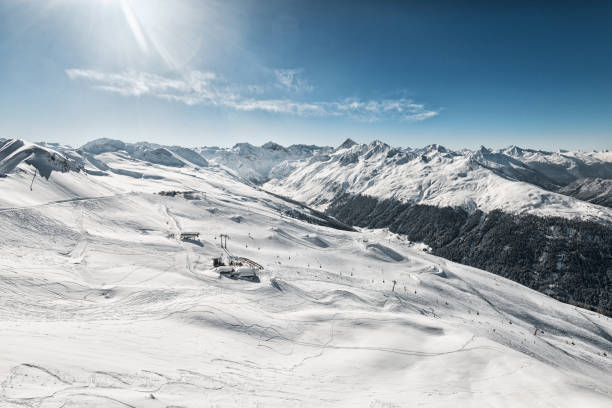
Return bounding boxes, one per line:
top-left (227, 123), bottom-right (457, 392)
top-left (338, 138), bottom-right (357, 149)
top-left (367, 139), bottom-right (391, 152)
top-left (262, 141), bottom-right (288, 152)
top-left (423, 143), bottom-right (448, 153)
top-left (476, 145), bottom-right (491, 154)
top-left (503, 145), bottom-right (525, 156)
top-left (369, 139), bottom-right (388, 146)
top-left (81, 138), bottom-right (126, 155)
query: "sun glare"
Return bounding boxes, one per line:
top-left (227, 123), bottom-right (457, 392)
top-left (63, 0), bottom-right (209, 70)
top-left (119, 0), bottom-right (149, 54)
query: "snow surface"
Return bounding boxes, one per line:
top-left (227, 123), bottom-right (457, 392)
top-left (1, 140), bottom-right (611, 407)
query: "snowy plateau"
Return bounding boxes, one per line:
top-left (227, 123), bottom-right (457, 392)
top-left (0, 137), bottom-right (611, 407)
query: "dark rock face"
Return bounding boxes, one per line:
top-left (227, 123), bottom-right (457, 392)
top-left (326, 193), bottom-right (612, 315)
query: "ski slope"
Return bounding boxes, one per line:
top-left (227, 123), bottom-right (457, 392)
top-left (0, 140), bottom-right (611, 407)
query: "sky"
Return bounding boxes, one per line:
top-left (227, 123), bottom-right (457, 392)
top-left (0, 0), bottom-right (610, 150)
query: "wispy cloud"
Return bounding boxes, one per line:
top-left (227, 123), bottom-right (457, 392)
top-left (328, 98), bottom-right (440, 122)
top-left (274, 69), bottom-right (313, 92)
top-left (66, 69), bottom-right (439, 121)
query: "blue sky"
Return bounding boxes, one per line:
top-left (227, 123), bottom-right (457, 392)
top-left (0, 0), bottom-right (610, 150)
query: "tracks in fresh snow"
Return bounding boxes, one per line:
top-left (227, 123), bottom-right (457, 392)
top-left (0, 193), bottom-right (132, 212)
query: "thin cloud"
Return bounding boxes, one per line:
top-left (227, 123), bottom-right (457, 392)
top-left (66, 69), bottom-right (439, 121)
top-left (329, 98), bottom-right (440, 122)
top-left (274, 69), bottom-right (313, 92)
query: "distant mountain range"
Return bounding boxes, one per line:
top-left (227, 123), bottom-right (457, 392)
top-left (12, 137), bottom-right (609, 214)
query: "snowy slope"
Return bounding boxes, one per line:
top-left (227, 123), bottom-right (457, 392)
top-left (264, 140), bottom-right (612, 223)
top-left (557, 178), bottom-right (612, 208)
top-left (0, 140), bottom-right (611, 407)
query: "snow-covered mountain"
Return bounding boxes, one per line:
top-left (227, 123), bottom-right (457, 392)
top-left (2, 138), bottom-right (609, 314)
top-left (0, 139), bottom-right (82, 178)
top-left (17, 137), bottom-right (610, 220)
top-left (558, 178), bottom-right (612, 208)
top-left (80, 138), bottom-right (210, 169)
top-left (196, 141), bottom-right (332, 184)
top-left (264, 140), bottom-right (612, 222)
top-left (1, 138), bottom-right (611, 407)
top-left (500, 145), bottom-right (612, 186)
top-left (262, 140), bottom-right (612, 315)
top-left (2, 137), bottom-right (609, 312)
